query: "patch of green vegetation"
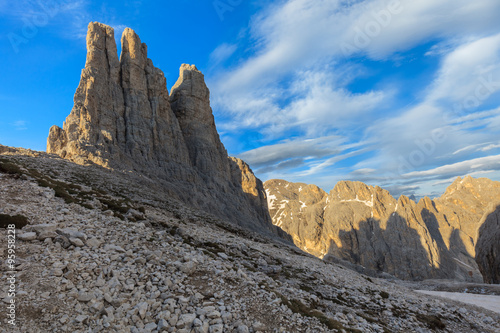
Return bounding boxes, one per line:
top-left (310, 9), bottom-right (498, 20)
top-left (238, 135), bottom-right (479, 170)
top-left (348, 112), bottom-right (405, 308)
top-left (98, 197), bottom-right (130, 214)
top-left (276, 293), bottom-right (361, 332)
top-left (416, 314), bottom-right (446, 330)
top-left (202, 241), bottom-right (224, 252)
top-left (363, 276), bottom-right (374, 283)
top-left (337, 294), bottom-right (348, 303)
top-left (380, 291), bottom-right (390, 299)
top-left (98, 197), bottom-right (135, 220)
top-left (390, 305), bottom-right (407, 318)
top-left (168, 226), bottom-right (179, 236)
top-left (0, 158), bottom-right (88, 207)
top-left (299, 284), bottom-right (315, 293)
top-left (357, 312), bottom-right (378, 324)
top-left (0, 214), bottom-right (29, 229)
top-left (0, 158), bottom-right (23, 176)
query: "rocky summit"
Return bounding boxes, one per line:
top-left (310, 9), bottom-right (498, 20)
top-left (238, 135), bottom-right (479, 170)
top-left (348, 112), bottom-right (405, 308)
top-left (47, 22), bottom-right (273, 235)
top-left (264, 177), bottom-right (500, 282)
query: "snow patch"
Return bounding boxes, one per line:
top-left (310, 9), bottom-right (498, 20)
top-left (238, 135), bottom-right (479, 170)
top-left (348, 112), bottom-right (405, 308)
top-left (265, 189), bottom-right (277, 210)
top-left (339, 195), bottom-right (373, 207)
top-left (453, 258), bottom-right (475, 270)
top-left (416, 291), bottom-right (500, 314)
top-left (279, 200), bottom-right (289, 209)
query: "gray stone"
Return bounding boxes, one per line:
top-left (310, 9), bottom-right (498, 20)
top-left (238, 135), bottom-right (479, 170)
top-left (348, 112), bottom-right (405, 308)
top-left (86, 237), bottom-right (102, 248)
top-left (237, 325), bottom-right (249, 333)
top-left (75, 315), bottom-right (88, 324)
top-left (18, 232), bottom-right (37, 241)
top-left (179, 313), bottom-right (196, 328)
top-left (69, 237), bottom-right (85, 247)
top-left (209, 323), bottom-right (223, 333)
top-left (56, 228), bottom-right (87, 241)
top-left (157, 318), bottom-right (169, 332)
top-left (136, 302), bottom-right (149, 319)
top-left (181, 261), bottom-right (197, 275)
top-left (77, 292), bottom-right (93, 302)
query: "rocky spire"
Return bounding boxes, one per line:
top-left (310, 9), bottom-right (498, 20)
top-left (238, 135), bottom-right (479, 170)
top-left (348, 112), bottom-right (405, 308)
top-left (170, 64), bottom-right (230, 179)
top-left (48, 22), bottom-right (190, 171)
top-left (47, 22), bottom-right (276, 234)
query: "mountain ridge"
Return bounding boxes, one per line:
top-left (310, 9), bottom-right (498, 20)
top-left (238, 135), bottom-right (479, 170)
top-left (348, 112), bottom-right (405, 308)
top-left (264, 176), bottom-right (500, 282)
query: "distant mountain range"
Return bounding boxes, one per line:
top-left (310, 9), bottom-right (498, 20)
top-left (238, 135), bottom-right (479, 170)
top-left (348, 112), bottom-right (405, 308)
top-left (264, 176), bottom-right (500, 283)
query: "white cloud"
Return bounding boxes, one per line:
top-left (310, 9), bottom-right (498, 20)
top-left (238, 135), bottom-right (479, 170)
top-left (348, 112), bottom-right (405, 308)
top-left (364, 35), bottom-right (500, 176)
top-left (426, 33), bottom-right (500, 105)
top-left (213, 0), bottom-right (500, 139)
top-left (238, 136), bottom-right (344, 167)
top-left (404, 154), bottom-right (500, 178)
top-left (12, 120), bottom-right (27, 131)
top-left (215, 0), bottom-right (500, 95)
top-left (480, 143), bottom-right (500, 152)
top-left (112, 24), bottom-right (127, 42)
top-left (209, 43), bottom-right (238, 67)
top-left (211, 0), bottom-right (500, 196)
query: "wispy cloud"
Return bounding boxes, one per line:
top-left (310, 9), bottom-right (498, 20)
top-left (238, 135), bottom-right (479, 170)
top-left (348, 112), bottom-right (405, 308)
top-left (209, 0), bottom-right (500, 196)
top-left (404, 154), bottom-right (500, 179)
top-left (238, 136), bottom-right (344, 168)
top-left (209, 43), bottom-right (238, 68)
top-left (12, 120), bottom-right (27, 131)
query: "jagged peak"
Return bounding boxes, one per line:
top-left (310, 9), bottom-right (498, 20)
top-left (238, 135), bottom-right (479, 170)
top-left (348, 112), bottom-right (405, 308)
top-left (180, 63), bottom-right (200, 72)
top-left (120, 27), bottom-right (147, 64)
top-left (170, 63), bottom-right (209, 101)
top-left (397, 194), bottom-right (411, 206)
top-left (85, 22), bottom-right (119, 72)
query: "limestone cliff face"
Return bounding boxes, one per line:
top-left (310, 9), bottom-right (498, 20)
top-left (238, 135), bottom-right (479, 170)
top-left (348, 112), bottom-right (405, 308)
top-left (48, 22), bottom-right (273, 233)
top-left (264, 177), bottom-right (500, 281)
top-left (170, 64), bottom-right (230, 180)
top-left (475, 205), bottom-right (500, 284)
top-left (48, 23), bottom-right (190, 173)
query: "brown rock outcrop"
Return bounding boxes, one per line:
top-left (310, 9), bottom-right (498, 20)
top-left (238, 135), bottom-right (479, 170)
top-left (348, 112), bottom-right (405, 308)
top-left (47, 22), bottom-right (274, 233)
top-left (265, 177), bottom-right (500, 281)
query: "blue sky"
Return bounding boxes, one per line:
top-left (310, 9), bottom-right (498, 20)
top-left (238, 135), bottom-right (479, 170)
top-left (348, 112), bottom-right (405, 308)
top-left (1, 0), bottom-right (500, 198)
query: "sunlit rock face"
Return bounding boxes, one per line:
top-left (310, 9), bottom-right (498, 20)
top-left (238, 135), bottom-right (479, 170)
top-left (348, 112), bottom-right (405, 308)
top-left (48, 22), bottom-right (275, 234)
top-left (265, 176), bottom-right (500, 281)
